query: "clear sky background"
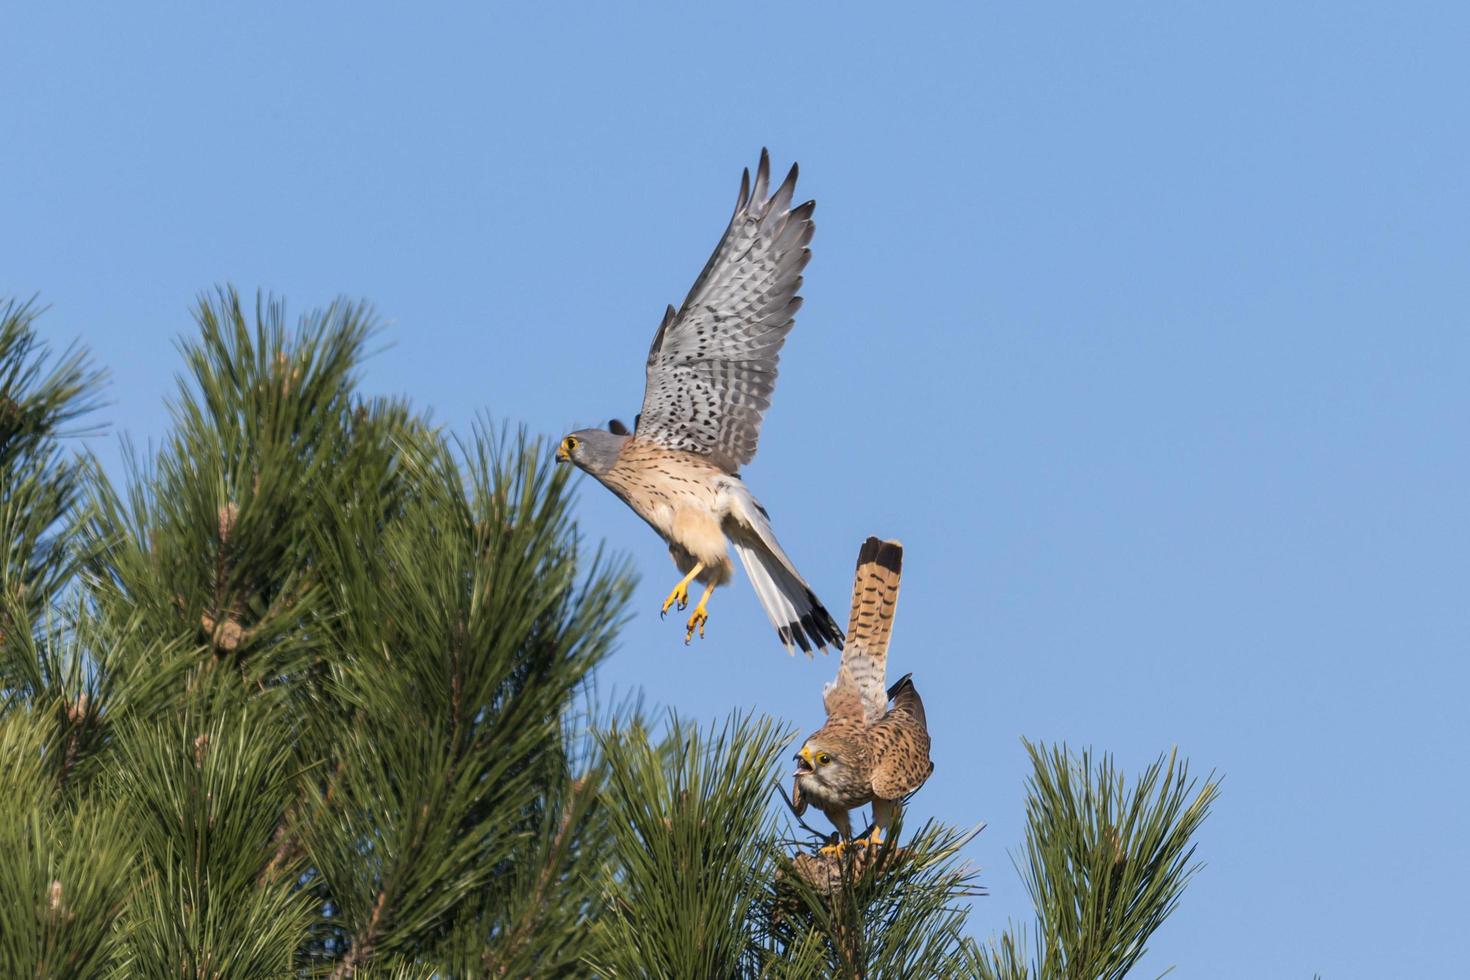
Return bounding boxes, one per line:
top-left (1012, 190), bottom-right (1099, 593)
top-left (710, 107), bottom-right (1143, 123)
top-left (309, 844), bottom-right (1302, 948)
top-left (5, 3), bottom-right (1467, 975)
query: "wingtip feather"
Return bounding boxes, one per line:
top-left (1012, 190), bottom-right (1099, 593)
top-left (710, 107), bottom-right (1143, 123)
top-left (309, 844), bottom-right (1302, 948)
top-left (751, 150), bottom-right (771, 206)
top-left (886, 672), bottom-right (915, 699)
top-left (771, 161), bottom-right (800, 214)
top-left (886, 673), bottom-right (927, 727)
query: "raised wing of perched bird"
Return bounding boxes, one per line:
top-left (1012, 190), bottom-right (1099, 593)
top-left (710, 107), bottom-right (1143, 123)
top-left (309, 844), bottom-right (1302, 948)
top-left (555, 150), bottom-right (843, 654)
top-left (792, 538), bottom-right (933, 852)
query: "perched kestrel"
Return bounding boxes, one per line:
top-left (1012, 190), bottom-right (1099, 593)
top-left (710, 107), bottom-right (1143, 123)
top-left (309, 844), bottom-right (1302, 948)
top-left (555, 150), bottom-right (843, 654)
top-left (792, 538), bottom-right (933, 852)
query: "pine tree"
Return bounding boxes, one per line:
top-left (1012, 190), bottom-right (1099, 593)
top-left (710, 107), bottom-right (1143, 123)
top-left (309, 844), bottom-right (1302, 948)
top-left (0, 289), bottom-right (1217, 978)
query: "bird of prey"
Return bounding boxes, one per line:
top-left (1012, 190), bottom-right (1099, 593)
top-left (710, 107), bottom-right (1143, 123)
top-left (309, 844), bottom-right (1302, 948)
top-left (792, 538), bottom-right (933, 853)
top-left (555, 150), bottom-right (843, 654)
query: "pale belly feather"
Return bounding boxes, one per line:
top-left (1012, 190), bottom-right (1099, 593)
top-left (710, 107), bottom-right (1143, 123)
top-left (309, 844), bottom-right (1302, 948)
top-left (600, 445), bottom-right (736, 586)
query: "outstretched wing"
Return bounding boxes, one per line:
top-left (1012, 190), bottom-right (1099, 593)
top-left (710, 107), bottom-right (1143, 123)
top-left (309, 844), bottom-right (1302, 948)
top-left (636, 149), bottom-right (815, 473)
top-left (827, 538), bottom-right (903, 725)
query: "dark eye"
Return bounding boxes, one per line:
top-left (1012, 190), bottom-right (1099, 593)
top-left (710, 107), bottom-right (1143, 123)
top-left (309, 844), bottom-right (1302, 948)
top-left (566, 436), bottom-right (578, 451)
top-left (817, 753), bottom-right (832, 766)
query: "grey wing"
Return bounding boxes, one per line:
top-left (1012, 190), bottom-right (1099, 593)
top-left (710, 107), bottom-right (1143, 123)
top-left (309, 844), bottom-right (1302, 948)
top-left (636, 149), bottom-right (815, 472)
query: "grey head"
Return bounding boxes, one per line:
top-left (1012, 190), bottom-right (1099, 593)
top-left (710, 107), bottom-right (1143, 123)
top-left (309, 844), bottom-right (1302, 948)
top-left (555, 425), bottom-right (630, 477)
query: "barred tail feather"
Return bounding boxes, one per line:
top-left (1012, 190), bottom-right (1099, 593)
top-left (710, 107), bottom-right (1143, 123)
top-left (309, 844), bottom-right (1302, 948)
top-left (842, 537), bottom-right (904, 724)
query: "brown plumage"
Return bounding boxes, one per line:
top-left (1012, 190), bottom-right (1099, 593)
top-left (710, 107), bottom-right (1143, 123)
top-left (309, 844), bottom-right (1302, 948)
top-left (792, 538), bottom-right (933, 850)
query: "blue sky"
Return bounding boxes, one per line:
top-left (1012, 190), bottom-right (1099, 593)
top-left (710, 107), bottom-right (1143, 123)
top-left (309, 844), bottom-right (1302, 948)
top-left (5, 3), bottom-right (1467, 974)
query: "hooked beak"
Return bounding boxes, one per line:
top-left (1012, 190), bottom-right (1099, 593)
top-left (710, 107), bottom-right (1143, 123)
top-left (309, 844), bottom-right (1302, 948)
top-left (792, 746), bottom-right (815, 778)
top-left (555, 444), bottom-right (570, 463)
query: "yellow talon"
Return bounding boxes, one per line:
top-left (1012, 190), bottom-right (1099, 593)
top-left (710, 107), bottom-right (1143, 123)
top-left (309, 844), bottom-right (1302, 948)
top-left (661, 564), bottom-right (704, 619)
top-left (683, 580), bottom-right (716, 644)
top-left (818, 840), bottom-right (848, 857)
top-left (661, 582), bottom-right (689, 617)
top-left (684, 603), bottom-right (709, 644)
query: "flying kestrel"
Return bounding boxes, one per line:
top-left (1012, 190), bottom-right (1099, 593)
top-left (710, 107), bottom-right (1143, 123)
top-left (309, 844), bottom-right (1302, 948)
top-left (556, 150), bottom-right (843, 654)
top-left (792, 538), bottom-right (933, 852)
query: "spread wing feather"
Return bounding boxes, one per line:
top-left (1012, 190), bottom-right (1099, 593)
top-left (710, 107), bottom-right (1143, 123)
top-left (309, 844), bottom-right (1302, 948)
top-left (636, 149), bottom-right (815, 472)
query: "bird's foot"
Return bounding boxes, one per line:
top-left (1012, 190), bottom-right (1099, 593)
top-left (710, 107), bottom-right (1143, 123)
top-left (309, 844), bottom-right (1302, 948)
top-left (683, 602), bottom-right (709, 644)
top-left (854, 829), bottom-right (883, 848)
top-left (661, 582), bottom-right (690, 618)
top-left (818, 839), bottom-right (849, 857)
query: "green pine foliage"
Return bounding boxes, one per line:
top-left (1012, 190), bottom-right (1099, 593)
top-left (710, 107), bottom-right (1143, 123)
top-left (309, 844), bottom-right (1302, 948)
top-left (763, 818), bottom-right (985, 979)
top-left (970, 742), bottom-right (1220, 980)
top-left (0, 289), bottom-right (1217, 977)
top-left (0, 299), bottom-right (104, 628)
